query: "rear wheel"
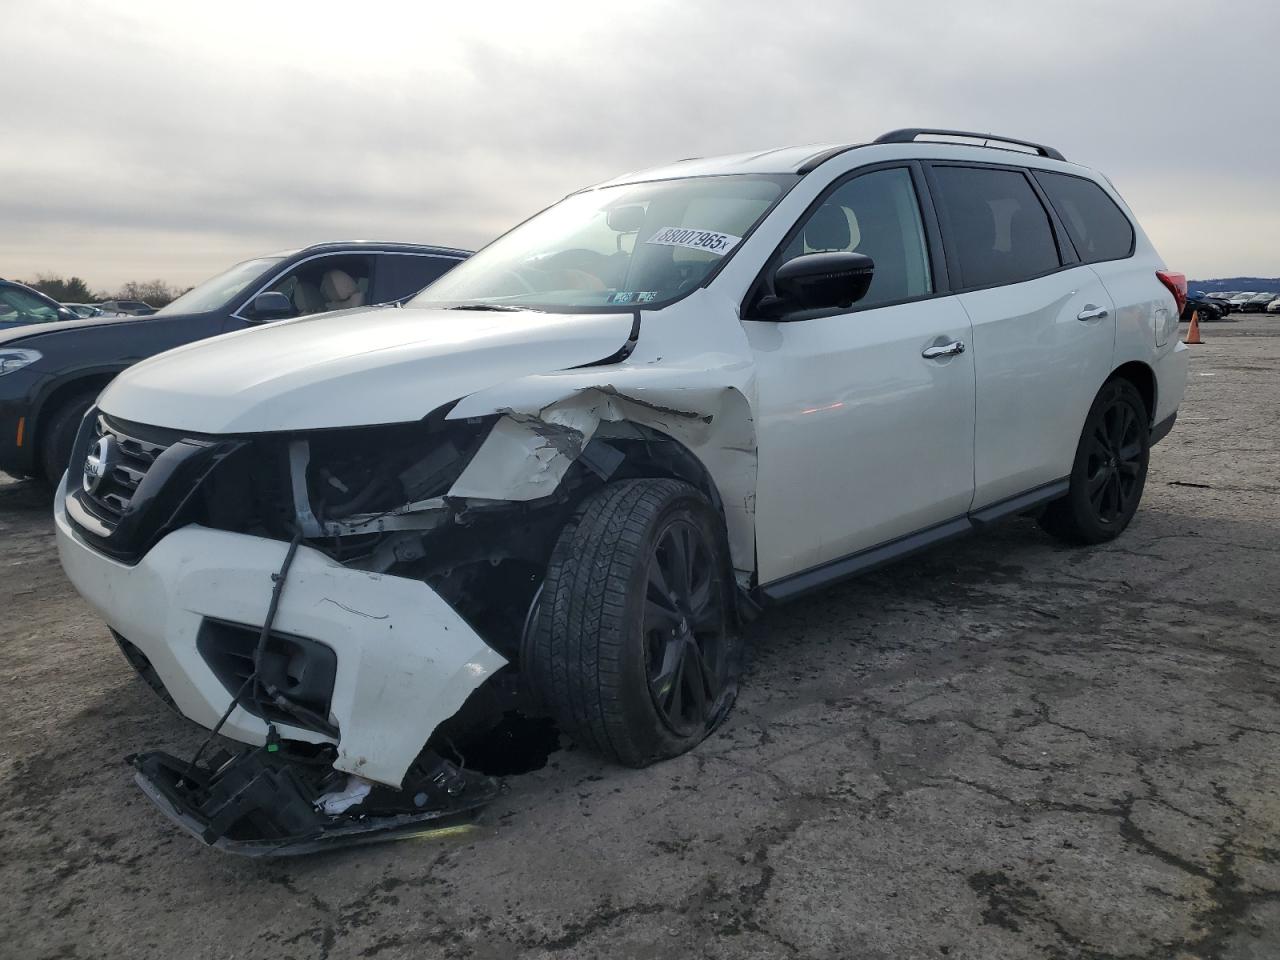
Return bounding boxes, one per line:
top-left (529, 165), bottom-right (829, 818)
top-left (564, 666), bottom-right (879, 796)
top-left (1039, 378), bottom-right (1150, 545)
top-left (528, 478), bottom-right (741, 767)
top-left (39, 391), bottom-right (97, 487)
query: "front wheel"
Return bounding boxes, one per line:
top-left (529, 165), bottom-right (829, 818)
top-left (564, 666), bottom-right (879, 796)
top-left (40, 391), bottom-right (98, 487)
top-left (527, 479), bottom-right (741, 767)
top-left (1039, 378), bottom-right (1150, 545)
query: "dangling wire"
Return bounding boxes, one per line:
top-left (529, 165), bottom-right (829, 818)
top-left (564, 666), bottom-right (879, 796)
top-left (182, 529), bottom-right (304, 782)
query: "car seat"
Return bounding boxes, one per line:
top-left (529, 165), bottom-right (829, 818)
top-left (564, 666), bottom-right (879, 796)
top-left (320, 269), bottom-right (366, 311)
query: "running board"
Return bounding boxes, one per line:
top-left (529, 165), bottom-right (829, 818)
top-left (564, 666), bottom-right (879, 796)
top-left (759, 479), bottom-right (1068, 604)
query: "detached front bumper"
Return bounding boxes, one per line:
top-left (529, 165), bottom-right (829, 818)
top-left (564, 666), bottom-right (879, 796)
top-left (55, 489), bottom-right (508, 788)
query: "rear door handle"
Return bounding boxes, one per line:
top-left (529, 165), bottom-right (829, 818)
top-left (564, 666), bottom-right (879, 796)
top-left (922, 340), bottom-right (965, 359)
top-left (1077, 305), bottom-right (1109, 322)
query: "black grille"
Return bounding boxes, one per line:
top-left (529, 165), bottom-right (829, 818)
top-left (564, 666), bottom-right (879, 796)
top-left (64, 409), bottom-right (248, 565)
top-left (78, 414), bottom-right (174, 531)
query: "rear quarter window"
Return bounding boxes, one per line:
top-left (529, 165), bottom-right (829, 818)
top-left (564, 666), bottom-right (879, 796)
top-left (1034, 171), bottom-right (1135, 263)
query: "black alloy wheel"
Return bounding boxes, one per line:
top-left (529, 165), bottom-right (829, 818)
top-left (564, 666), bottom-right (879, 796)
top-left (643, 517), bottom-right (730, 737)
top-left (529, 478), bottom-right (742, 767)
top-left (1084, 396), bottom-right (1145, 525)
top-left (1039, 377), bottom-right (1150, 545)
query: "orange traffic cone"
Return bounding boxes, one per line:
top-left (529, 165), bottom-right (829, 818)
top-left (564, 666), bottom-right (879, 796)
top-left (1184, 309), bottom-right (1203, 345)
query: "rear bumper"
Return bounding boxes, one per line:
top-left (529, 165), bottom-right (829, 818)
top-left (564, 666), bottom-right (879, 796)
top-left (1152, 340), bottom-right (1189, 428)
top-left (1150, 411), bottom-right (1177, 446)
top-left (54, 489), bottom-right (507, 788)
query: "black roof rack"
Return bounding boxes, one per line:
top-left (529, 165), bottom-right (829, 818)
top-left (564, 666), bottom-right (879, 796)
top-left (874, 128), bottom-right (1066, 162)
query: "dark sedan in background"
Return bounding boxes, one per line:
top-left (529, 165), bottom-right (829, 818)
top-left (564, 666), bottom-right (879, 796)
top-left (1241, 292), bottom-right (1278, 313)
top-left (0, 241), bottom-right (469, 483)
top-left (1183, 293), bottom-right (1228, 322)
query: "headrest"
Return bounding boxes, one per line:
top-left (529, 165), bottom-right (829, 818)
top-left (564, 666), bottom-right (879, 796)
top-left (803, 204), bottom-right (851, 252)
top-left (320, 269), bottom-right (358, 302)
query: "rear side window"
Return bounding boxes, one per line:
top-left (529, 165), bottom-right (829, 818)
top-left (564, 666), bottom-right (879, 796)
top-left (1035, 171), bottom-right (1135, 263)
top-left (375, 254), bottom-right (460, 303)
top-left (930, 166), bottom-right (1060, 289)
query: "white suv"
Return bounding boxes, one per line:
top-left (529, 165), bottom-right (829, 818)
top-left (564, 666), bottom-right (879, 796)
top-left (55, 129), bottom-right (1188, 849)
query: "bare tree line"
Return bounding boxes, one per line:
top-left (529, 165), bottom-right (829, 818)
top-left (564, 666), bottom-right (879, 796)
top-left (19, 273), bottom-right (189, 307)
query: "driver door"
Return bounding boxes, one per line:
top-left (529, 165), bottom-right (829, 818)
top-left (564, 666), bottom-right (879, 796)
top-left (744, 165), bottom-right (976, 587)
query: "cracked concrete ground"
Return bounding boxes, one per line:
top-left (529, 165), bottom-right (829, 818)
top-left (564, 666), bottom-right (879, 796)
top-left (1, 316), bottom-right (1277, 959)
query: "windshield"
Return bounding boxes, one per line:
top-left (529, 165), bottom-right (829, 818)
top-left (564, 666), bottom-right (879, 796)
top-left (413, 174), bottom-right (796, 312)
top-left (0, 286), bottom-right (61, 325)
top-left (157, 256), bottom-right (284, 315)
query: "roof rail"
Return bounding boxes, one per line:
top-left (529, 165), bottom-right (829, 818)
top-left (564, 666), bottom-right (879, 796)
top-left (874, 128), bottom-right (1066, 162)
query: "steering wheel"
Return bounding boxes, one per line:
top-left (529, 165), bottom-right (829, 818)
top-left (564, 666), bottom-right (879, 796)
top-left (499, 267), bottom-right (539, 294)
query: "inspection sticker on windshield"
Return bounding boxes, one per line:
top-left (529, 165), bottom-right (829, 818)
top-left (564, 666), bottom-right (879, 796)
top-left (645, 227), bottom-right (742, 256)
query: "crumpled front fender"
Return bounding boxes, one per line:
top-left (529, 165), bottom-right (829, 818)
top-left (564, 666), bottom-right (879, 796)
top-left (447, 358), bottom-right (758, 580)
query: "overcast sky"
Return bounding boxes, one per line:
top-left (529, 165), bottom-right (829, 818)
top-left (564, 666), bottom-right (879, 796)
top-left (5, 0), bottom-right (1278, 291)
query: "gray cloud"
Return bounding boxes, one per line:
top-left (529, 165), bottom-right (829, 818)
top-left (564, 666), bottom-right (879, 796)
top-left (3, 0), bottom-right (1277, 289)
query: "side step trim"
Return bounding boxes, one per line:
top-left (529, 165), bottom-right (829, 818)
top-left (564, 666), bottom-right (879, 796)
top-left (758, 478), bottom-right (1068, 605)
top-left (970, 479), bottom-right (1069, 527)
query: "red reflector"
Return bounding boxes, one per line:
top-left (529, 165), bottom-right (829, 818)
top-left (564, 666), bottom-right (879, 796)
top-left (15, 416), bottom-right (24, 448)
top-left (1157, 270), bottom-right (1188, 316)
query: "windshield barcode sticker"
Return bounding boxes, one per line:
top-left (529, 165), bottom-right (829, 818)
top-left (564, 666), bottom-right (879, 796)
top-left (645, 227), bottom-right (742, 256)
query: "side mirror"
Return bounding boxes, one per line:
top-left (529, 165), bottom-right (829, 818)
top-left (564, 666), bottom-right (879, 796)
top-left (249, 291), bottom-right (296, 322)
top-left (763, 252), bottom-right (875, 318)
top-left (58, 307), bottom-right (78, 321)
top-left (606, 205), bottom-right (646, 233)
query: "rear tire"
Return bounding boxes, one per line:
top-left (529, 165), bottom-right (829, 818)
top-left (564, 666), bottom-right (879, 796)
top-left (39, 391), bottom-right (97, 487)
top-left (528, 478), bottom-right (741, 767)
top-left (1039, 378), bottom-right (1150, 545)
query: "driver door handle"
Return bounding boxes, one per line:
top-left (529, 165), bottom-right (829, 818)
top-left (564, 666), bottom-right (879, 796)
top-left (1077, 305), bottom-right (1109, 322)
top-left (922, 339), bottom-right (965, 359)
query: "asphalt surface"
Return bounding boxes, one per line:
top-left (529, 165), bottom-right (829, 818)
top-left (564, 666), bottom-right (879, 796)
top-left (2, 316), bottom-right (1278, 959)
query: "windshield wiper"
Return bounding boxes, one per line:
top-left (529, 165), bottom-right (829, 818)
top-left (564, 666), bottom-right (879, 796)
top-left (444, 303), bottom-right (533, 312)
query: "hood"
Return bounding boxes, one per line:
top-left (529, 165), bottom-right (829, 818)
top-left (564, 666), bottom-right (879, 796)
top-left (98, 305), bottom-right (636, 433)
top-left (0, 312), bottom-right (151, 346)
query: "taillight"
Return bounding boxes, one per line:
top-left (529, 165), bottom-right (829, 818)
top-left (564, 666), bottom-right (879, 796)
top-left (1156, 270), bottom-right (1187, 315)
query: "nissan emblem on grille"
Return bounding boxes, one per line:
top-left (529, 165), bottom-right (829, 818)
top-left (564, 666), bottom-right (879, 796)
top-left (83, 434), bottom-right (118, 494)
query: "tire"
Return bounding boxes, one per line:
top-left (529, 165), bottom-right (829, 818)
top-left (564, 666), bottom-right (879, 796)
top-left (39, 391), bottom-right (98, 487)
top-left (528, 478), bottom-right (741, 767)
top-left (1038, 378), bottom-right (1150, 545)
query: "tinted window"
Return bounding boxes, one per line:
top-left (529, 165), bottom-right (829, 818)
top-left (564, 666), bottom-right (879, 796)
top-left (780, 167), bottom-right (932, 309)
top-left (260, 254), bottom-right (372, 319)
top-left (1036, 171), bottom-right (1134, 263)
top-left (375, 254), bottom-right (459, 303)
top-left (931, 166), bottom-right (1060, 288)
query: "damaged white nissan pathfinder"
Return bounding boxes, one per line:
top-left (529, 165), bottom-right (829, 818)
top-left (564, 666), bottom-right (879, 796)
top-left (55, 129), bottom-right (1188, 853)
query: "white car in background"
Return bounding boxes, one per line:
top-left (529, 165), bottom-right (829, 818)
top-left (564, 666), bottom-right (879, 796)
top-left (54, 128), bottom-right (1189, 853)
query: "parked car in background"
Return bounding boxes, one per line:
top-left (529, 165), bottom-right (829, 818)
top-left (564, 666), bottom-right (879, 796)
top-left (1241, 292), bottom-right (1277, 313)
top-left (96, 299), bottom-right (157, 317)
top-left (0, 280), bottom-right (81, 330)
top-left (51, 129), bottom-right (1189, 851)
top-left (0, 241), bottom-right (469, 483)
top-left (1227, 293), bottom-right (1255, 312)
top-left (1267, 298), bottom-right (1280, 314)
top-left (1184, 293), bottom-right (1227, 322)
top-left (1203, 292), bottom-right (1234, 314)
top-left (62, 303), bottom-right (105, 319)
